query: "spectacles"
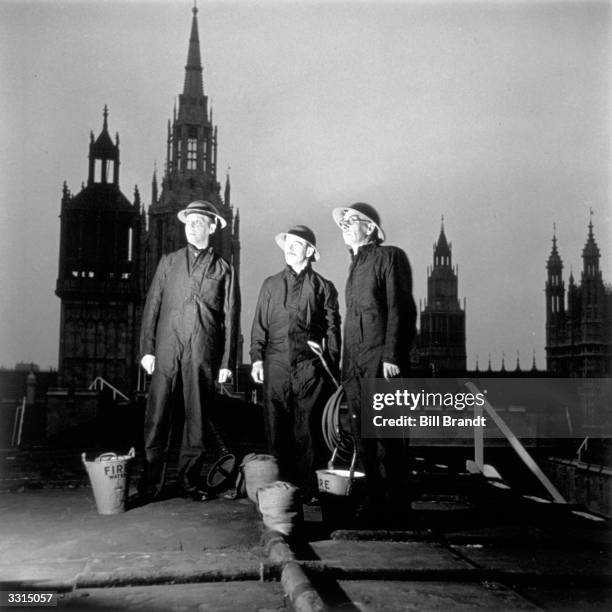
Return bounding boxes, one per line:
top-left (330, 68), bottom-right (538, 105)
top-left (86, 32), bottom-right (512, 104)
top-left (339, 215), bottom-right (369, 229)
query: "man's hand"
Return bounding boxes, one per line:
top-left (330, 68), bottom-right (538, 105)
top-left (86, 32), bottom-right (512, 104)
top-left (218, 368), bottom-right (232, 384)
top-left (251, 361), bottom-right (264, 384)
top-left (141, 354), bottom-right (155, 375)
top-left (383, 361), bottom-right (400, 380)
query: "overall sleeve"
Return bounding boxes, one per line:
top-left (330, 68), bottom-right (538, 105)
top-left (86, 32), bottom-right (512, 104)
top-left (221, 263), bottom-right (241, 371)
top-left (382, 249), bottom-right (417, 366)
top-left (250, 281), bottom-right (270, 363)
top-left (324, 281), bottom-right (342, 374)
top-left (139, 255), bottom-right (168, 357)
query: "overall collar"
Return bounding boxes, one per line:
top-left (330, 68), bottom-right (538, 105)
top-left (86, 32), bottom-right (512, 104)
top-left (284, 262), bottom-right (311, 278)
top-left (188, 244), bottom-right (213, 257)
top-left (349, 241), bottom-right (376, 260)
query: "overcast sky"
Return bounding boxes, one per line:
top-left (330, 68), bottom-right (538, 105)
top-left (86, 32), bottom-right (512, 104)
top-left (0, 0), bottom-right (610, 372)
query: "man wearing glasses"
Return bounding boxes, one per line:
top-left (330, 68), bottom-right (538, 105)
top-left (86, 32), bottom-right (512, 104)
top-left (139, 200), bottom-right (240, 503)
top-left (332, 202), bottom-right (417, 522)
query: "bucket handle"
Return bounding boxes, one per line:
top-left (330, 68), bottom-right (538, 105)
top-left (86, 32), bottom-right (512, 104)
top-left (327, 446), bottom-right (358, 480)
top-left (81, 447), bottom-right (135, 465)
top-left (97, 452), bottom-right (119, 462)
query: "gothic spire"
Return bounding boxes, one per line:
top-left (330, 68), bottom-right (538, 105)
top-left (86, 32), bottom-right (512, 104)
top-left (88, 106), bottom-right (119, 185)
top-left (582, 210), bottom-right (600, 267)
top-left (93, 106), bottom-right (115, 150)
top-left (224, 167), bottom-right (231, 206)
top-left (433, 216), bottom-right (451, 267)
top-left (183, 1), bottom-right (204, 97)
top-left (152, 165), bottom-right (158, 204)
top-left (547, 223), bottom-right (562, 270)
top-left (435, 216), bottom-right (450, 254)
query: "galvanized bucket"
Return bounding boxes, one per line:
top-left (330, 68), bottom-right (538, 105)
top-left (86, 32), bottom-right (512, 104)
top-left (82, 448), bottom-right (135, 515)
top-left (316, 447), bottom-right (364, 497)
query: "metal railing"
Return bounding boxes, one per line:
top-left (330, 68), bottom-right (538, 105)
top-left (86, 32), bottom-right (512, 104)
top-left (11, 397), bottom-right (26, 448)
top-left (88, 376), bottom-right (130, 402)
top-left (575, 436), bottom-right (589, 463)
top-left (465, 381), bottom-right (567, 504)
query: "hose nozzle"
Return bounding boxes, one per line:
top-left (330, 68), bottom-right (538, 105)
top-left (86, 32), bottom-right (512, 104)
top-left (307, 340), bottom-right (339, 388)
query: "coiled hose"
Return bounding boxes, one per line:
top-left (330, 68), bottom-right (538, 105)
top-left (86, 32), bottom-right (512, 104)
top-left (321, 384), bottom-right (354, 462)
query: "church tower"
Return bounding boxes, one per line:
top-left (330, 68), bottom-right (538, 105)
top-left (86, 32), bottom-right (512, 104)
top-left (577, 216), bottom-right (608, 375)
top-left (545, 226), bottom-right (566, 373)
top-left (145, 4), bottom-right (240, 286)
top-left (419, 219), bottom-right (466, 374)
top-left (545, 215), bottom-right (611, 376)
top-left (56, 107), bottom-right (142, 391)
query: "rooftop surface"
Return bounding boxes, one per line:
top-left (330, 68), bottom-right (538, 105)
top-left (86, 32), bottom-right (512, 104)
top-left (0, 447), bottom-right (610, 611)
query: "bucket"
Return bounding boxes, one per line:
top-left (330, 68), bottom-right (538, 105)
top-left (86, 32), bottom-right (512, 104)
top-left (82, 448), bottom-right (135, 515)
top-left (316, 447), bottom-right (365, 497)
top-left (257, 481), bottom-right (302, 536)
top-left (241, 453), bottom-right (279, 503)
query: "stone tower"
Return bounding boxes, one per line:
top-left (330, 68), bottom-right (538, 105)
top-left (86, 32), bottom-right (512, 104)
top-left (145, 4), bottom-right (240, 287)
top-left (545, 216), bottom-right (612, 376)
top-left (56, 107), bottom-right (142, 391)
top-left (419, 219), bottom-right (466, 374)
top-left (545, 226), bottom-right (566, 373)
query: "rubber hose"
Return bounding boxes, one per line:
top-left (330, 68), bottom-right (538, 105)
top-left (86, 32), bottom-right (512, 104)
top-left (321, 385), bottom-right (354, 462)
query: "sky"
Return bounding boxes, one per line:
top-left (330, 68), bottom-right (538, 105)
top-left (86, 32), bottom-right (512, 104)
top-left (0, 0), bottom-right (610, 372)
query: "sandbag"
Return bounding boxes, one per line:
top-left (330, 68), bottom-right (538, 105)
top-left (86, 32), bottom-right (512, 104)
top-left (241, 453), bottom-right (279, 503)
top-left (257, 480), bottom-right (302, 536)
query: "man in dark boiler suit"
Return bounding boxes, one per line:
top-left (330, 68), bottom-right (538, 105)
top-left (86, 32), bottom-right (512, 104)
top-left (332, 203), bottom-right (417, 520)
top-left (139, 200), bottom-right (240, 502)
top-left (250, 226), bottom-right (340, 499)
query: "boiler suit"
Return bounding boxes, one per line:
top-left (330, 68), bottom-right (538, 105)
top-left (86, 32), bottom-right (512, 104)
top-left (139, 245), bottom-right (239, 495)
top-left (250, 265), bottom-right (340, 495)
top-left (342, 242), bottom-right (417, 507)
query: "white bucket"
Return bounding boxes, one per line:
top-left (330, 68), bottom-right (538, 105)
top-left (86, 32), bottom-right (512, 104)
top-left (82, 448), bottom-right (135, 515)
top-left (316, 448), bottom-right (364, 497)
